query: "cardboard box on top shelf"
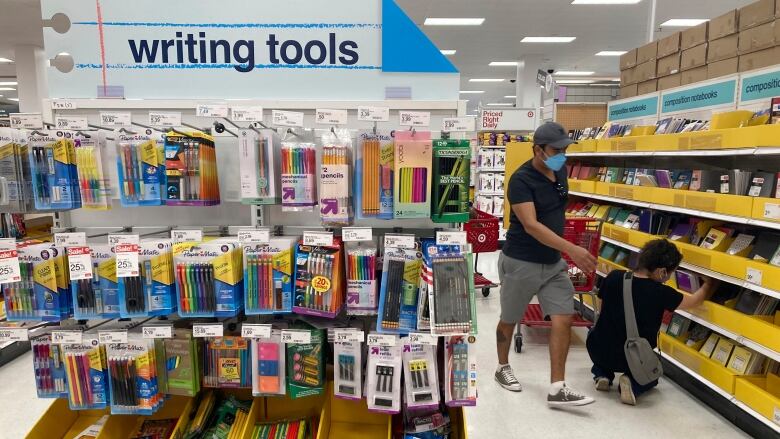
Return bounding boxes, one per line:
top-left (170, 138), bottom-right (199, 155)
top-left (681, 66), bottom-right (708, 85)
top-left (637, 79), bottom-right (657, 95)
top-left (633, 60), bottom-right (657, 82)
top-left (709, 9), bottom-right (739, 40)
top-left (657, 53), bottom-right (681, 77)
top-left (680, 43), bottom-right (708, 71)
top-left (708, 57), bottom-right (739, 79)
top-left (681, 22), bottom-right (709, 50)
top-left (739, 0), bottom-right (776, 31)
top-left (658, 32), bottom-right (681, 58)
top-left (620, 67), bottom-right (637, 85)
top-left (636, 41), bottom-right (658, 64)
top-left (707, 34), bottom-right (739, 62)
top-left (620, 48), bottom-right (638, 70)
top-left (658, 73), bottom-right (681, 91)
top-left (738, 20), bottom-right (780, 54)
top-left (620, 83), bottom-right (638, 99)
top-left (739, 45), bottom-right (780, 71)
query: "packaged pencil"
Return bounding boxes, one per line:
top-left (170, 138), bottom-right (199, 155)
top-left (286, 327), bottom-right (324, 399)
top-left (27, 130), bottom-right (81, 210)
top-left (319, 128), bottom-right (353, 226)
top-left (366, 332), bottom-right (401, 413)
top-left (74, 132), bottom-right (110, 210)
top-left (431, 139), bottom-right (470, 223)
top-left (292, 238), bottom-right (345, 318)
top-left (93, 244), bottom-right (121, 318)
top-left (280, 132), bottom-right (317, 211)
top-left (116, 131), bottom-right (165, 207)
top-left (62, 334), bottom-right (109, 410)
top-left (355, 130), bottom-right (394, 220)
top-left (428, 244), bottom-right (477, 335)
top-left (251, 329), bottom-right (286, 396)
top-left (173, 240), bottom-right (243, 318)
top-left (344, 238), bottom-right (378, 315)
top-left (239, 128), bottom-right (281, 205)
top-left (7, 243), bottom-right (69, 321)
top-left (393, 130), bottom-right (432, 219)
top-left (402, 340), bottom-right (439, 410)
top-left (242, 237), bottom-right (296, 315)
top-left (444, 335), bottom-right (477, 407)
top-left (377, 239), bottom-right (422, 334)
top-left (202, 336), bottom-right (252, 388)
top-left (164, 131), bottom-right (220, 206)
top-left (333, 331), bottom-right (362, 400)
top-left (106, 335), bottom-right (164, 415)
top-left (0, 128), bottom-right (35, 213)
top-left (31, 332), bottom-right (68, 398)
top-left (416, 238), bottom-right (436, 331)
top-left (164, 328), bottom-right (201, 396)
top-left (118, 239), bottom-right (175, 318)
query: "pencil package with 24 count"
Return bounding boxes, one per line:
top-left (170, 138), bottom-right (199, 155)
top-left (393, 130), bottom-right (432, 219)
top-left (173, 239), bottom-right (243, 318)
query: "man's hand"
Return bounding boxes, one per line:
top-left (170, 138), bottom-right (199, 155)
top-left (567, 245), bottom-right (597, 274)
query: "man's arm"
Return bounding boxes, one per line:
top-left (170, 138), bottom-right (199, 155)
top-left (677, 277), bottom-right (717, 310)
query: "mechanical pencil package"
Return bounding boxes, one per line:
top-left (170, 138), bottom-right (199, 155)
top-left (27, 130), bottom-right (81, 210)
top-left (239, 128), bottom-right (281, 205)
top-left (319, 128), bottom-right (353, 226)
top-left (444, 335), bottom-right (477, 407)
top-left (164, 131), bottom-right (220, 206)
top-left (105, 335), bottom-right (164, 415)
top-left (367, 333), bottom-right (402, 413)
top-left (7, 243), bottom-right (69, 321)
top-left (243, 237), bottom-right (295, 315)
top-left (251, 329), bottom-right (286, 396)
top-left (355, 130), bottom-right (394, 220)
top-left (345, 238), bottom-right (378, 315)
top-left (116, 131), bottom-right (165, 207)
top-left (62, 334), bottom-right (109, 410)
top-left (333, 333), bottom-right (362, 400)
top-left (377, 240), bottom-right (422, 334)
top-left (280, 130), bottom-right (317, 211)
top-left (173, 240), bottom-right (243, 318)
top-left (31, 331), bottom-right (68, 398)
top-left (286, 327), bottom-right (324, 399)
top-left (0, 128), bottom-right (34, 213)
top-left (292, 239), bottom-right (345, 318)
top-left (118, 239), bottom-right (175, 318)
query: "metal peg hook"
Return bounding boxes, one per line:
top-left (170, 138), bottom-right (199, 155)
top-left (131, 121), bottom-right (164, 133)
top-left (181, 122), bottom-right (209, 134)
top-left (253, 121), bottom-right (272, 130)
top-left (373, 122), bottom-right (377, 135)
top-left (74, 130), bottom-right (91, 138)
top-left (286, 128), bottom-right (301, 137)
top-left (212, 121), bottom-right (237, 137)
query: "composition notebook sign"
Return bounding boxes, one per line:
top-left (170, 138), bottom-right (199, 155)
top-left (740, 65), bottom-right (780, 104)
top-left (660, 77), bottom-right (738, 115)
top-left (41, 0), bottom-right (458, 100)
top-left (607, 94), bottom-right (659, 122)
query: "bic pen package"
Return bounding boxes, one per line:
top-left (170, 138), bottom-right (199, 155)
top-left (377, 244), bottom-right (423, 334)
top-left (203, 336), bottom-right (252, 388)
top-left (334, 336), bottom-right (362, 400)
top-left (28, 131), bottom-right (81, 210)
top-left (164, 328), bottom-right (201, 396)
top-left (428, 246), bottom-right (476, 335)
top-left (345, 240), bottom-right (378, 315)
top-left (286, 327), bottom-right (324, 399)
top-left (164, 131), bottom-right (220, 206)
top-left (74, 133), bottom-right (110, 210)
top-left (251, 329), bottom-right (286, 396)
top-left (431, 139), bottom-right (470, 223)
top-left (444, 335), bottom-right (477, 407)
top-left (394, 131), bottom-right (432, 219)
top-left (367, 334), bottom-right (402, 413)
top-left (7, 243), bottom-right (70, 321)
top-left (31, 332), bottom-right (68, 398)
top-left (118, 240), bottom-right (175, 318)
top-left (319, 129), bottom-right (353, 226)
top-left (0, 128), bottom-right (34, 213)
top-left (174, 241), bottom-right (243, 318)
top-left (116, 132), bottom-right (165, 207)
top-left (402, 342), bottom-right (439, 410)
top-left (243, 237), bottom-right (295, 315)
top-left (355, 130), bottom-right (394, 220)
top-left (106, 337), bottom-right (164, 415)
top-left (281, 138), bottom-right (317, 211)
top-left (62, 334), bottom-right (109, 410)
top-left (292, 240), bottom-right (345, 318)
top-left (239, 128), bottom-right (281, 205)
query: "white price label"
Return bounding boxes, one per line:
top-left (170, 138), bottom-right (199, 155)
top-left (272, 110), bottom-right (304, 127)
top-left (774, 407), bottom-right (780, 426)
top-left (142, 326), bottom-right (173, 339)
top-left (442, 117), bottom-right (475, 132)
top-left (67, 246), bottom-right (94, 280)
top-left (399, 111), bottom-right (430, 127)
top-left (342, 227), bottom-right (372, 242)
top-left (384, 234), bottom-right (416, 249)
top-left (115, 243), bottom-right (139, 278)
top-left (51, 100), bottom-right (77, 110)
top-left (0, 249), bottom-right (21, 284)
top-left (334, 330), bottom-right (364, 343)
top-left (98, 331), bottom-right (127, 344)
top-left (746, 267), bottom-right (763, 286)
top-left (99, 111), bottom-right (132, 127)
top-left (171, 229), bottom-right (203, 243)
top-left (52, 330), bottom-right (82, 344)
top-left (55, 116), bottom-right (88, 131)
top-left (764, 203), bottom-right (780, 220)
top-left (241, 324), bottom-right (273, 339)
top-left (55, 232), bottom-right (86, 247)
top-left (231, 106), bottom-right (264, 122)
top-left (193, 324), bottom-right (223, 338)
top-left (281, 329), bottom-right (312, 344)
top-left (148, 111), bottom-right (182, 127)
top-left (237, 228), bottom-right (271, 244)
top-left (357, 106), bottom-right (390, 122)
top-left (408, 332), bottom-right (438, 346)
top-left (108, 234), bottom-right (139, 246)
top-left (9, 113), bottom-right (43, 129)
top-left (367, 333), bottom-right (396, 346)
top-left (436, 231), bottom-right (468, 246)
top-left (315, 108), bottom-right (348, 125)
top-left (303, 231), bottom-right (334, 247)
top-left (0, 327), bottom-right (28, 342)
top-left (196, 104), bottom-right (229, 118)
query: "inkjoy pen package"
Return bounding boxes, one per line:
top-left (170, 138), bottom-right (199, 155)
top-left (0, 128), bottom-right (34, 213)
top-left (62, 334), bottom-right (109, 410)
top-left (239, 128), bottom-right (281, 205)
top-left (164, 131), bottom-right (220, 206)
top-left (163, 328), bottom-right (201, 396)
top-left (105, 336), bottom-right (164, 415)
top-left (377, 243), bottom-right (423, 334)
top-left (319, 128), bottom-right (353, 226)
top-left (243, 237), bottom-right (296, 315)
top-left (281, 131), bottom-right (317, 211)
top-left (333, 336), bottom-right (362, 400)
top-left (118, 239), bottom-right (175, 318)
top-left (31, 332), bottom-right (68, 398)
top-left (7, 243), bottom-right (69, 321)
top-left (394, 130), bottom-right (432, 218)
top-left (292, 239), bottom-right (345, 318)
top-left (345, 239), bottom-right (378, 315)
top-left (366, 334), bottom-right (402, 413)
top-left (428, 245), bottom-right (477, 335)
top-left (286, 327), bottom-right (324, 399)
top-left (27, 130), bottom-right (81, 210)
top-left (251, 329), bottom-right (286, 396)
top-left (445, 335), bottom-right (477, 407)
top-left (402, 342), bottom-right (440, 410)
top-left (355, 130), bottom-right (394, 220)
top-left (74, 132), bottom-right (110, 210)
top-left (202, 336), bottom-right (252, 388)
top-left (431, 139), bottom-right (470, 223)
top-left (173, 240), bottom-right (243, 318)
top-left (116, 131), bottom-right (165, 207)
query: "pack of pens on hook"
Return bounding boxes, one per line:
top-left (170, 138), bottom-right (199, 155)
top-left (27, 130), bottom-right (81, 210)
top-left (73, 132), bottom-right (110, 210)
top-left (281, 130), bottom-right (317, 211)
top-left (428, 245), bottom-right (476, 335)
top-left (431, 139), bottom-right (470, 223)
top-left (116, 131), bottom-right (166, 207)
top-left (403, 340), bottom-right (440, 410)
top-left (319, 128), bottom-right (353, 226)
top-left (92, 244), bottom-right (121, 318)
top-left (444, 335), bottom-right (477, 406)
top-left (355, 130), bottom-right (394, 220)
top-left (286, 326), bottom-right (325, 399)
top-left (0, 128), bottom-right (35, 213)
top-left (251, 329), bottom-right (286, 396)
top-left (6, 243), bottom-right (70, 321)
top-left (61, 332), bottom-right (109, 410)
top-left (333, 330), bottom-right (363, 400)
top-left (367, 333), bottom-right (402, 413)
top-left (173, 240), bottom-right (243, 318)
top-left (239, 128), bottom-right (281, 205)
top-left (117, 239), bottom-right (175, 318)
top-left (292, 238), bottom-right (345, 318)
top-left (106, 335), bottom-right (165, 415)
top-left (377, 239), bottom-right (423, 334)
top-left (243, 237), bottom-right (296, 315)
top-left (31, 330), bottom-right (68, 398)
top-left (164, 130), bottom-right (220, 206)
top-left (345, 238), bottom-right (378, 315)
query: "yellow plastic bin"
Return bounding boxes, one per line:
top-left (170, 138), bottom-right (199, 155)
top-left (317, 387), bottom-right (391, 439)
top-left (98, 395), bottom-right (194, 438)
top-left (26, 400), bottom-right (109, 439)
top-left (735, 374), bottom-right (780, 424)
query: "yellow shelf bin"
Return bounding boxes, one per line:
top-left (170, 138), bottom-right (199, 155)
top-left (597, 257), bottom-right (627, 275)
top-left (26, 400), bottom-right (109, 439)
top-left (740, 315), bottom-right (780, 353)
top-left (735, 374), bottom-right (780, 424)
top-left (752, 197), bottom-right (780, 224)
top-left (601, 223), bottom-right (655, 249)
top-left (568, 139), bottom-right (598, 153)
top-left (317, 386), bottom-right (391, 439)
top-left (594, 182), bottom-right (638, 200)
top-left (659, 333), bottom-right (739, 394)
top-left (744, 260), bottom-right (780, 293)
top-left (567, 179), bottom-right (597, 193)
top-left (98, 395), bottom-right (194, 438)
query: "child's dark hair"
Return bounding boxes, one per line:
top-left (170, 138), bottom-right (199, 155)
top-left (637, 239), bottom-right (682, 272)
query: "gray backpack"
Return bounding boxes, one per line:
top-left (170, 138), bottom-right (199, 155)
top-left (622, 272), bottom-right (663, 385)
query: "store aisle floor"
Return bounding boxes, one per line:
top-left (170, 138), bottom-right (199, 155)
top-left (467, 252), bottom-right (749, 439)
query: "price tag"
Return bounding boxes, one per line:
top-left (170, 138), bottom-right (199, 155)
top-left (142, 326), bottom-right (173, 339)
top-left (171, 229), bottom-right (203, 243)
top-left (763, 203), bottom-right (780, 220)
top-left (196, 104), bottom-right (229, 118)
top-left (384, 234), bottom-right (416, 249)
top-left (303, 231), bottom-right (334, 247)
top-left (193, 324), bottom-right (223, 338)
top-left (272, 110), bottom-right (304, 127)
top-left (315, 109), bottom-right (348, 125)
top-left (334, 330), bottom-right (364, 344)
top-left (231, 106), bottom-right (264, 122)
top-left (241, 324), bottom-right (273, 339)
top-left (367, 333), bottom-right (396, 346)
top-left (148, 111), bottom-right (182, 127)
top-left (51, 100), bottom-right (77, 110)
top-left (237, 228), bottom-right (271, 244)
top-left (108, 234), bottom-right (139, 246)
top-left (55, 116), bottom-right (89, 130)
top-left (99, 111), bottom-right (132, 127)
top-left (0, 327), bottom-right (28, 342)
top-left (774, 407), bottom-right (780, 426)
top-left (115, 243), bottom-right (139, 278)
top-left (98, 330), bottom-right (128, 344)
top-left (55, 232), bottom-right (86, 247)
top-left (442, 117), bottom-right (475, 132)
top-left (358, 106), bottom-right (390, 122)
top-left (436, 231), bottom-right (468, 246)
top-left (342, 227), bottom-right (372, 242)
top-left (52, 330), bottom-right (82, 344)
top-left (0, 248), bottom-right (21, 284)
top-left (67, 246), bottom-right (93, 280)
top-left (399, 111), bottom-right (430, 127)
top-left (9, 113), bottom-right (43, 129)
top-left (408, 332), bottom-right (438, 346)
top-left (281, 329), bottom-right (312, 344)
top-left (746, 267), bottom-right (763, 286)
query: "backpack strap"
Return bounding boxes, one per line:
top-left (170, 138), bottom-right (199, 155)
top-left (623, 272), bottom-right (640, 339)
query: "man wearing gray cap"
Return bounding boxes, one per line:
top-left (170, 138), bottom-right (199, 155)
top-left (494, 121), bottom-right (597, 406)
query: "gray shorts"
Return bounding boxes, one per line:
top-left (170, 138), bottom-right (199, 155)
top-left (498, 252), bottom-right (575, 323)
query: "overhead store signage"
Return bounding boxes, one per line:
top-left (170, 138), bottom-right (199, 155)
top-left (740, 66), bottom-right (780, 104)
top-left (41, 0), bottom-right (458, 100)
top-left (607, 94), bottom-right (659, 122)
top-left (660, 78), bottom-right (737, 114)
top-left (479, 108), bottom-right (537, 131)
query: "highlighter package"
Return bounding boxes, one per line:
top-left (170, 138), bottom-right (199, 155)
top-left (280, 135), bottom-right (317, 211)
top-left (164, 131), bottom-right (220, 206)
top-left (431, 139), bottom-right (470, 223)
top-left (366, 333), bottom-right (402, 414)
top-left (286, 327), bottom-right (324, 399)
top-left (116, 131), bottom-right (165, 207)
top-left (105, 335), bottom-right (164, 415)
top-left (355, 130), bottom-right (394, 220)
top-left (202, 336), bottom-right (252, 389)
top-left (74, 133), bottom-right (110, 210)
top-left (164, 328), bottom-right (201, 396)
top-left (31, 332), bottom-right (68, 398)
top-left (444, 335), bottom-right (477, 407)
top-left (118, 239), bottom-right (175, 318)
top-left (345, 239), bottom-right (378, 315)
top-left (428, 245), bottom-right (476, 335)
top-left (333, 336), bottom-right (362, 400)
top-left (173, 240), bottom-right (243, 318)
top-left (0, 128), bottom-right (35, 213)
top-left (62, 334), bottom-right (109, 410)
top-left (377, 244), bottom-right (423, 334)
top-left (243, 237), bottom-right (296, 315)
top-left (319, 129), bottom-right (353, 226)
top-left (402, 341), bottom-right (440, 410)
top-left (27, 130), bottom-right (81, 210)
top-left (251, 329), bottom-right (286, 396)
top-left (239, 128), bottom-right (281, 205)
top-left (292, 239), bottom-right (345, 318)
top-left (7, 243), bottom-right (70, 321)
top-left (393, 131), bottom-right (432, 219)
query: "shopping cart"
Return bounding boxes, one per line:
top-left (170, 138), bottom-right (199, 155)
top-left (464, 208), bottom-right (500, 297)
top-left (515, 217), bottom-right (602, 353)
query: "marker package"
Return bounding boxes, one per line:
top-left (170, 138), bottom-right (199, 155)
top-left (394, 131), bottom-right (432, 219)
top-left (7, 243), bottom-right (70, 321)
top-left (202, 336), bottom-right (252, 388)
top-left (286, 328), bottom-right (324, 399)
top-left (444, 335), bottom-right (477, 407)
top-left (377, 246), bottom-right (423, 334)
top-left (319, 129), bottom-right (353, 226)
top-left (431, 139), bottom-right (470, 223)
top-left (402, 342), bottom-right (439, 410)
top-left (345, 240), bottom-right (378, 315)
top-left (280, 139), bottom-right (317, 211)
top-left (116, 132), bottom-right (165, 207)
top-left (28, 131), bottom-right (81, 210)
top-left (355, 130), bottom-right (394, 220)
top-left (62, 334), bottom-right (109, 410)
top-left (106, 336), bottom-right (164, 415)
top-left (428, 246), bottom-right (476, 335)
top-left (333, 337), bottom-right (362, 400)
top-left (31, 332), bottom-right (68, 398)
top-left (292, 240), bottom-right (345, 318)
top-left (251, 329), bottom-right (286, 396)
top-left (164, 328), bottom-right (201, 396)
top-left (366, 334), bottom-right (402, 413)
top-left (118, 239), bottom-right (175, 318)
top-left (74, 133), bottom-right (110, 210)
top-left (243, 237), bottom-right (296, 315)
top-left (164, 131), bottom-right (220, 206)
top-left (0, 128), bottom-right (34, 213)
top-left (173, 241), bottom-right (243, 318)
top-left (239, 128), bottom-right (281, 205)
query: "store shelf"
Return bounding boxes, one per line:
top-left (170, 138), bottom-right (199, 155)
top-left (569, 148), bottom-right (758, 157)
top-left (476, 191), bottom-right (504, 196)
top-left (478, 145), bottom-right (507, 149)
top-left (594, 125), bottom-right (780, 154)
top-left (477, 168), bottom-right (505, 172)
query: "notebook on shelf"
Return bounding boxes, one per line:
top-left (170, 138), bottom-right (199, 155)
top-left (699, 333), bottom-right (720, 357)
top-left (727, 233), bottom-right (755, 256)
top-left (748, 172), bottom-right (776, 198)
top-left (711, 338), bottom-right (736, 366)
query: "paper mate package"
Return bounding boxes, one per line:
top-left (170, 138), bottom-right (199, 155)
top-left (243, 237), bottom-right (296, 315)
top-left (116, 132), bottom-right (165, 207)
top-left (0, 128), bottom-right (34, 213)
top-left (106, 336), bottom-right (164, 415)
top-left (61, 334), bottom-right (108, 410)
top-left (118, 239), bottom-right (175, 318)
top-left (8, 243), bottom-right (69, 321)
top-left (377, 243), bottom-right (422, 335)
top-left (355, 130), bottom-right (394, 220)
top-left (31, 331), bottom-right (68, 398)
top-left (94, 244), bottom-right (120, 318)
top-left (27, 130), bottom-right (81, 210)
top-left (173, 240), bottom-right (243, 318)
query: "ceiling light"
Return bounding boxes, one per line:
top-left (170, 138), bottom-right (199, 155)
top-left (504, 95), bottom-right (517, 98)
top-left (440, 50), bottom-right (457, 55)
top-left (556, 79), bottom-right (595, 84)
top-left (424, 18), bottom-right (485, 26)
top-left (0, 58), bottom-right (13, 63)
top-left (572, 0), bottom-right (641, 4)
top-left (486, 103), bottom-right (513, 106)
top-left (0, 87), bottom-right (15, 91)
top-left (660, 19), bottom-right (708, 27)
top-left (8, 98), bottom-right (18, 101)
top-left (595, 51), bottom-right (627, 56)
top-left (521, 36), bottom-right (576, 43)
top-left (489, 61), bottom-right (518, 66)
top-left (460, 90), bottom-right (485, 94)
top-left (0, 82), bottom-right (17, 86)
top-left (469, 78), bottom-right (504, 82)
top-left (554, 71), bottom-right (594, 76)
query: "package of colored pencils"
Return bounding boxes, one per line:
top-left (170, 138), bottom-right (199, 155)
top-left (431, 139), bottom-right (471, 223)
top-left (73, 132), bottom-right (110, 210)
top-left (243, 237), bottom-right (296, 315)
top-left (393, 130), bottom-right (432, 218)
top-left (251, 419), bottom-right (308, 439)
top-left (62, 334), bottom-right (109, 410)
top-left (280, 139), bottom-right (317, 211)
top-left (402, 341), bottom-right (440, 410)
top-left (173, 240), bottom-right (243, 318)
top-left (7, 243), bottom-right (70, 321)
top-left (118, 239), bottom-right (175, 318)
top-left (31, 332), bottom-right (68, 398)
top-left (429, 247), bottom-right (476, 335)
top-left (292, 239), bottom-right (345, 318)
top-left (164, 131), bottom-right (220, 206)
top-left (251, 329), bottom-right (286, 396)
top-left (345, 240), bottom-right (378, 315)
top-left (116, 131), bottom-right (165, 207)
top-left (27, 130), bottom-right (81, 210)
top-left (319, 129), bottom-right (353, 226)
top-left (355, 130), bottom-right (394, 220)
top-left (286, 327), bottom-right (324, 399)
top-left (366, 333), bottom-right (401, 413)
top-left (239, 128), bottom-right (281, 205)
top-left (377, 244), bottom-right (422, 334)
top-left (164, 328), bottom-right (201, 396)
top-left (202, 336), bottom-right (252, 388)
top-left (106, 336), bottom-right (164, 415)
top-left (333, 334), bottom-right (362, 400)
top-left (0, 128), bottom-right (35, 213)
top-left (444, 335), bottom-right (477, 407)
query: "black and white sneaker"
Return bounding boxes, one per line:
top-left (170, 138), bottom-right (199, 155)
top-left (495, 365), bottom-right (523, 392)
top-left (547, 384), bottom-right (595, 406)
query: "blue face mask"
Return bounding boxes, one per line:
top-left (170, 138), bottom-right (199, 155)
top-left (541, 149), bottom-right (567, 171)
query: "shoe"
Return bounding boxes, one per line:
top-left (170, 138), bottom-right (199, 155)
top-left (547, 384), bottom-right (595, 406)
top-left (594, 377), bottom-right (610, 392)
top-left (494, 365), bottom-right (523, 392)
top-left (619, 375), bottom-right (637, 406)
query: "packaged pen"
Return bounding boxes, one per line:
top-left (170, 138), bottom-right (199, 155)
top-left (280, 134), bottom-right (317, 211)
top-left (27, 130), bottom-right (81, 210)
top-left (31, 332), bottom-right (68, 398)
top-left (251, 329), bottom-right (286, 396)
top-left (164, 131), bottom-right (220, 206)
top-left (366, 333), bottom-right (402, 413)
top-left (444, 335), bottom-right (477, 407)
top-left (428, 245), bottom-right (476, 335)
top-left (402, 341), bottom-right (439, 410)
top-left (243, 237), bottom-right (295, 315)
top-left (106, 336), bottom-right (164, 415)
top-left (92, 244), bottom-right (120, 318)
top-left (173, 240), bottom-right (243, 318)
top-left (286, 327), bottom-right (324, 399)
top-left (292, 239), bottom-right (345, 318)
top-left (239, 128), bottom-right (281, 205)
top-left (333, 334), bottom-right (362, 400)
top-left (116, 131), bottom-right (164, 207)
top-left (164, 328), bottom-right (201, 396)
top-left (345, 239), bottom-right (378, 315)
top-left (431, 139), bottom-right (470, 223)
top-left (377, 241), bottom-right (422, 334)
top-left (355, 130), bottom-right (394, 220)
top-left (394, 130), bottom-right (432, 219)
top-left (8, 243), bottom-right (69, 321)
top-left (74, 132), bottom-right (110, 210)
top-left (319, 128), bottom-right (353, 226)
top-left (118, 239), bottom-right (175, 318)
top-left (202, 336), bottom-right (252, 388)
top-left (62, 334), bottom-right (109, 410)
top-left (0, 128), bottom-right (34, 213)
